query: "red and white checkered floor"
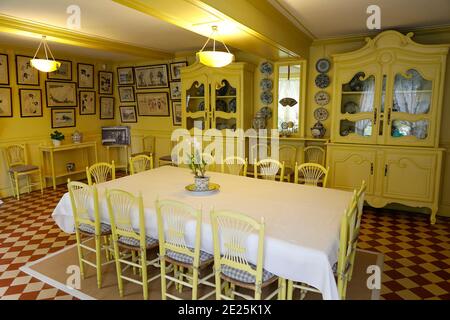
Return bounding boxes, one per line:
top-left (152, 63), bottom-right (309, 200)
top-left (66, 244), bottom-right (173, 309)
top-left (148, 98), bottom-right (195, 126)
top-left (0, 185), bottom-right (449, 300)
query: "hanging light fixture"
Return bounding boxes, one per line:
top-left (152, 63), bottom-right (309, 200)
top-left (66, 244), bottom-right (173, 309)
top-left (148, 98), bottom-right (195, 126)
top-left (197, 26), bottom-right (234, 68)
top-left (30, 36), bottom-right (61, 72)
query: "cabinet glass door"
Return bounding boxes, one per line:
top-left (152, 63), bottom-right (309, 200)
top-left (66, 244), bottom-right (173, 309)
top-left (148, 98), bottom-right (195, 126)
top-left (183, 77), bottom-right (209, 131)
top-left (212, 76), bottom-right (239, 131)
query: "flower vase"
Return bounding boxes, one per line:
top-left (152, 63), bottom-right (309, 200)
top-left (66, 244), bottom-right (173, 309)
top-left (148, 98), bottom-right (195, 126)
top-left (52, 139), bottom-right (61, 147)
top-left (194, 176), bottom-right (210, 191)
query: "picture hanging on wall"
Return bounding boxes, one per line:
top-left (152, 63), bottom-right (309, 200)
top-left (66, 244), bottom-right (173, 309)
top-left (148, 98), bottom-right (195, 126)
top-left (45, 81), bottom-right (77, 107)
top-left (169, 61), bottom-right (187, 81)
top-left (135, 64), bottom-right (168, 89)
top-left (169, 81), bottom-right (182, 100)
top-left (47, 59), bottom-right (72, 81)
top-left (79, 90), bottom-right (96, 115)
top-left (77, 63), bottom-right (94, 88)
top-left (117, 67), bottom-right (134, 85)
top-left (16, 55), bottom-right (39, 86)
top-left (98, 71), bottom-right (113, 94)
top-left (120, 106), bottom-right (137, 123)
top-left (0, 54), bottom-right (10, 85)
top-left (118, 86), bottom-right (135, 102)
top-left (136, 92), bottom-right (169, 116)
top-left (51, 108), bottom-right (76, 128)
top-left (100, 96), bottom-right (115, 119)
top-left (171, 101), bottom-right (182, 126)
top-left (0, 87), bottom-right (12, 117)
top-left (19, 89), bottom-right (42, 117)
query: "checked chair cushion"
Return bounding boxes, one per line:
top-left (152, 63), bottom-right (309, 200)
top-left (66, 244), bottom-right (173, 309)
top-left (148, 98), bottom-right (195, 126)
top-left (166, 248), bottom-right (213, 265)
top-left (118, 235), bottom-right (158, 247)
top-left (79, 223), bottom-right (111, 234)
top-left (221, 263), bottom-right (275, 284)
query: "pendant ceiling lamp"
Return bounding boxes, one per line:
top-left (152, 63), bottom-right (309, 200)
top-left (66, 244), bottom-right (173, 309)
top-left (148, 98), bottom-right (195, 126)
top-left (30, 36), bottom-right (61, 72)
top-left (197, 26), bottom-right (234, 68)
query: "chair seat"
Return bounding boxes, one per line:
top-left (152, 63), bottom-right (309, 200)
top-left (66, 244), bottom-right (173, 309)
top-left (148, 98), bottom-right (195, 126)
top-left (9, 164), bottom-right (39, 173)
top-left (118, 235), bottom-right (158, 248)
top-left (166, 248), bottom-right (213, 265)
top-left (79, 223), bottom-right (111, 235)
top-left (221, 264), bottom-right (275, 284)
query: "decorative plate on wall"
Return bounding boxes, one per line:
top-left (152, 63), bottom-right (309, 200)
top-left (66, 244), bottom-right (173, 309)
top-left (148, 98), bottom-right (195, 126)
top-left (314, 91), bottom-right (330, 106)
top-left (260, 62), bottom-right (274, 75)
top-left (260, 91), bottom-right (273, 104)
top-left (260, 78), bottom-right (273, 91)
top-left (315, 73), bottom-right (330, 89)
top-left (343, 101), bottom-right (359, 114)
top-left (260, 106), bottom-right (272, 119)
top-left (314, 107), bottom-right (329, 121)
top-left (315, 58), bottom-right (331, 73)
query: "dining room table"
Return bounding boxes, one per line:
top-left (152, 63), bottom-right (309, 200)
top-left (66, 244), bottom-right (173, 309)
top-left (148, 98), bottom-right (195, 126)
top-left (52, 165), bottom-right (354, 300)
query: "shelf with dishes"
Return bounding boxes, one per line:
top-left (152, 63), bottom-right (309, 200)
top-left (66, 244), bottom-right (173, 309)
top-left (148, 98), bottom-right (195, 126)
top-left (215, 97), bottom-right (237, 113)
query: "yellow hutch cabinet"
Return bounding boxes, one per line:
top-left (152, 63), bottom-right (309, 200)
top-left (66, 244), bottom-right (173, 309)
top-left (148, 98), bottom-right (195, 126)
top-left (326, 30), bottom-right (449, 224)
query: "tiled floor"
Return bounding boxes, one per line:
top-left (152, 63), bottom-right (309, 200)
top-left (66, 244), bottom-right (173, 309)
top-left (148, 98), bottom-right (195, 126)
top-left (0, 185), bottom-right (449, 300)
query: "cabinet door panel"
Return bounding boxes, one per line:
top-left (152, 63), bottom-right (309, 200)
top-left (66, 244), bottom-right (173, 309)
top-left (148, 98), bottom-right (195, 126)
top-left (211, 74), bottom-right (240, 131)
top-left (182, 74), bottom-right (209, 131)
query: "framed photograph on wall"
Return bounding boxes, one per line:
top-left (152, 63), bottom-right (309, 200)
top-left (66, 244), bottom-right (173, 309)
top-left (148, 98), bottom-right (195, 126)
top-left (117, 67), bottom-right (134, 85)
top-left (77, 63), bottom-right (94, 88)
top-left (135, 64), bottom-right (168, 89)
top-left (169, 61), bottom-right (187, 81)
top-left (0, 87), bottom-right (12, 117)
top-left (0, 53), bottom-right (10, 85)
top-left (19, 89), bottom-right (42, 117)
top-left (79, 90), bottom-right (96, 115)
top-left (171, 101), bottom-right (182, 126)
top-left (118, 86), bottom-right (135, 102)
top-left (51, 108), bottom-right (76, 128)
top-left (169, 81), bottom-right (182, 100)
top-left (16, 55), bottom-right (39, 86)
top-left (99, 71), bottom-right (113, 94)
top-left (136, 92), bottom-right (169, 116)
top-left (120, 106), bottom-right (137, 123)
top-left (45, 81), bottom-right (77, 107)
top-left (100, 96), bottom-right (115, 119)
top-left (47, 59), bottom-right (72, 81)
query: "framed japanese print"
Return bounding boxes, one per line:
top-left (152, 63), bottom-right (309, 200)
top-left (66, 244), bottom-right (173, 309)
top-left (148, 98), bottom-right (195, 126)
top-left (171, 101), bottom-right (182, 126)
top-left (135, 64), bottom-right (168, 89)
top-left (79, 91), bottom-right (96, 115)
top-left (19, 89), bottom-right (42, 117)
top-left (77, 63), bottom-right (94, 88)
top-left (120, 106), bottom-right (137, 123)
top-left (51, 108), bottom-right (76, 128)
top-left (100, 96), bottom-right (115, 119)
top-left (99, 71), bottom-right (113, 94)
top-left (169, 81), bottom-right (182, 100)
top-left (16, 55), bottom-right (39, 86)
top-left (47, 59), bottom-right (72, 81)
top-left (45, 81), bottom-right (77, 107)
top-left (118, 86), bottom-right (135, 102)
top-left (169, 61), bottom-right (187, 81)
top-left (117, 67), bottom-right (134, 85)
top-left (0, 87), bottom-right (12, 117)
top-left (136, 92), bottom-right (169, 116)
top-left (0, 54), bottom-right (9, 85)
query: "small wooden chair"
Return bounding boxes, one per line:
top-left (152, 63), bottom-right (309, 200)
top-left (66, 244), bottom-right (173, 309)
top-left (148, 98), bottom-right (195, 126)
top-left (294, 162), bottom-right (329, 187)
top-left (304, 146), bottom-right (326, 166)
top-left (129, 154), bottom-right (154, 175)
top-left (254, 159), bottom-right (285, 181)
top-left (86, 161), bottom-right (115, 185)
top-left (221, 156), bottom-right (248, 176)
top-left (279, 145), bottom-right (297, 182)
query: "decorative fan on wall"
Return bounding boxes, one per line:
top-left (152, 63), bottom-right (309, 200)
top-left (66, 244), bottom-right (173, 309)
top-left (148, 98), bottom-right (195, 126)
top-left (279, 97), bottom-right (298, 107)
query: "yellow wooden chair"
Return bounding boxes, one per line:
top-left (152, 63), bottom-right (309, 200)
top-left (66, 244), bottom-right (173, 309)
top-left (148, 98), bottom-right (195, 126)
top-left (86, 161), bottom-right (115, 185)
top-left (210, 210), bottom-right (286, 300)
top-left (221, 156), bottom-right (248, 176)
top-left (155, 199), bottom-right (215, 300)
top-left (294, 162), bottom-right (329, 187)
top-left (304, 146), bottom-right (326, 166)
top-left (279, 145), bottom-right (297, 182)
top-left (67, 180), bottom-right (113, 289)
top-left (129, 154), bottom-right (154, 175)
top-left (247, 143), bottom-right (271, 178)
top-left (4, 144), bottom-right (43, 200)
top-left (254, 159), bottom-right (285, 182)
top-left (106, 189), bottom-right (159, 300)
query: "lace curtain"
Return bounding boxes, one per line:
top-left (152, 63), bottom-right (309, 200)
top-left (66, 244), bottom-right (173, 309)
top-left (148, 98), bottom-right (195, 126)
top-left (355, 77), bottom-right (375, 136)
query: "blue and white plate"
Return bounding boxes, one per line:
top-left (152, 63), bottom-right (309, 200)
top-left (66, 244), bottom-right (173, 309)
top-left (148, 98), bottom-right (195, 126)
top-left (228, 98), bottom-right (237, 113)
top-left (316, 58), bottom-right (331, 73)
top-left (260, 91), bottom-right (273, 104)
top-left (315, 74), bottom-right (330, 89)
top-left (260, 62), bottom-right (274, 75)
top-left (260, 106), bottom-right (272, 119)
top-left (260, 79), bottom-right (273, 91)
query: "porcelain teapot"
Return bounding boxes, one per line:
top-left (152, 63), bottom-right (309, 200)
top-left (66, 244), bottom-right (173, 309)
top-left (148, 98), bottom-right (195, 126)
top-left (72, 130), bottom-right (83, 144)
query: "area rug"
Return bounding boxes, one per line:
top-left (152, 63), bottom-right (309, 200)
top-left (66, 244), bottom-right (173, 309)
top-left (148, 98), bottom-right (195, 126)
top-left (20, 244), bottom-right (383, 300)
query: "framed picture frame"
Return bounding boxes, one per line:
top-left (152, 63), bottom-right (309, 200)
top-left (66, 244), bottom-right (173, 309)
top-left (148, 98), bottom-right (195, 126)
top-left (136, 92), bottom-right (170, 116)
top-left (100, 96), bottom-right (115, 119)
top-left (0, 87), bottom-right (13, 117)
top-left (51, 108), bottom-right (76, 128)
top-left (169, 81), bottom-right (182, 100)
top-left (16, 55), bottom-right (39, 86)
top-left (47, 59), bottom-right (72, 81)
top-left (118, 86), bottom-right (135, 102)
top-left (117, 67), bottom-right (134, 85)
top-left (98, 71), bottom-right (113, 94)
top-left (79, 90), bottom-right (96, 115)
top-left (45, 81), bottom-right (77, 107)
top-left (19, 89), bottom-right (42, 117)
top-left (171, 101), bottom-right (182, 126)
top-left (135, 64), bottom-right (168, 89)
top-left (120, 106), bottom-right (137, 123)
top-left (77, 63), bottom-right (94, 88)
top-left (169, 61), bottom-right (187, 81)
top-left (0, 53), bottom-right (10, 85)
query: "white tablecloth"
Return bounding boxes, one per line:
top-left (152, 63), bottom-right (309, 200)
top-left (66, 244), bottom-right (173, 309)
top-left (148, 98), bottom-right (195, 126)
top-left (52, 166), bottom-right (353, 300)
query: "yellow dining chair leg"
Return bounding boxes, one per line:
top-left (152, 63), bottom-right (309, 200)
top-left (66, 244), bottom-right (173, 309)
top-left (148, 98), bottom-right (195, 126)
top-left (192, 268), bottom-right (199, 300)
top-left (178, 266), bottom-right (184, 293)
top-left (140, 248), bottom-right (148, 300)
top-left (131, 250), bottom-right (137, 275)
top-left (160, 257), bottom-right (167, 300)
top-left (278, 278), bottom-right (286, 300)
top-left (215, 268), bottom-right (222, 300)
top-left (255, 282), bottom-right (262, 300)
top-left (14, 173), bottom-right (20, 200)
top-left (230, 283), bottom-right (235, 299)
top-left (75, 231), bottom-right (85, 279)
top-left (38, 170), bottom-right (44, 195)
top-left (95, 235), bottom-right (102, 289)
top-left (113, 241), bottom-right (124, 297)
top-left (287, 280), bottom-right (293, 300)
top-left (26, 175), bottom-right (31, 193)
top-left (103, 236), bottom-right (110, 262)
top-left (8, 174), bottom-right (16, 199)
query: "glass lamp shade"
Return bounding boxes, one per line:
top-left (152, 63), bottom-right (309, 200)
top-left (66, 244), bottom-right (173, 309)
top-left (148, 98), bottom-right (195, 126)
top-left (30, 59), bottom-right (61, 72)
top-left (197, 51), bottom-right (234, 68)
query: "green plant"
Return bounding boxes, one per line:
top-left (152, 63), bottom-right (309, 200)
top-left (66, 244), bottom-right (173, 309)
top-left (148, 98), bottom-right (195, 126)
top-left (188, 151), bottom-right (207, 178)
top-left (50, 130), bottom-right (65, 141)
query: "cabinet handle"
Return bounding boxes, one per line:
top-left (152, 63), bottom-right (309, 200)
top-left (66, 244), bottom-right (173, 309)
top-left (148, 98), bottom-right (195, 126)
top-left (387, 108), bottom-right (392, 125)
top-left (384, 164), bottom-right (388, 176)
top-left (373, 108), bottom-right (377, 124)
top-left (370, 163), bottom-right (374, 175)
